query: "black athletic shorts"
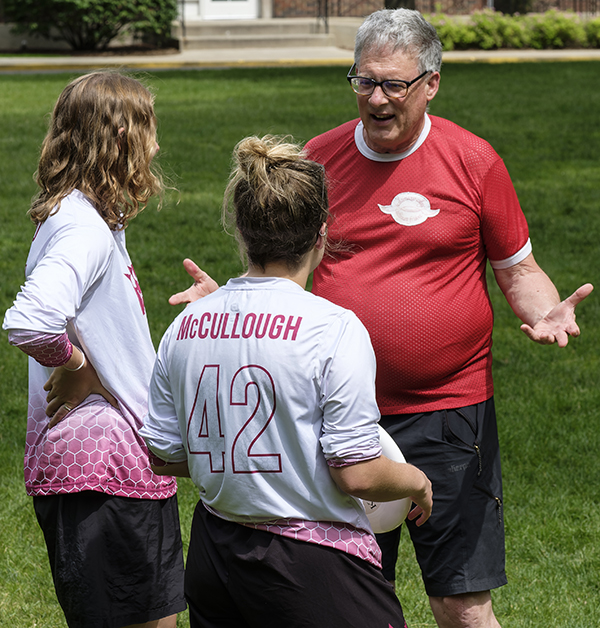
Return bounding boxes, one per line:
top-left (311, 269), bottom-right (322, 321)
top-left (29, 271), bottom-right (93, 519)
top-left (33, 491), bottom-right (187, 628)
top-left (185, 503), bottom-right (407, 628)
top-left (377, 398), bottom-right (507, 597)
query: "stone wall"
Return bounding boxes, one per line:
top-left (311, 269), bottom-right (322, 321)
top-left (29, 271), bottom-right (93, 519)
top-left (272, 0), bottom-right (489, 17)
top-left (414, 0), bottom-right (488, 12)
top-left (273, 0), bottom-right (597, 15)
top-left (273, 0), bottom-right (384, 18)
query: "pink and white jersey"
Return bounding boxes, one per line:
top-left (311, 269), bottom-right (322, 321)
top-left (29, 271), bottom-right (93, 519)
top-left (3, 190), bottom-right (176, 499)
top-left (142, 276), bottom-right (382, 531)
top-left (306, 115), bottom-right (531, 414)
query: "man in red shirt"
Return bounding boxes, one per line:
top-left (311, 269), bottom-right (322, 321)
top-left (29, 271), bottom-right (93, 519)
top-left (303, 8), bottom-right (592, 628)
top-left (173, 9), bottom-right (592, 628)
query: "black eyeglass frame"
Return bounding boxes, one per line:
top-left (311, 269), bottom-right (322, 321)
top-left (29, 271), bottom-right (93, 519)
top-left (346, 64), bottom-right (431, 99)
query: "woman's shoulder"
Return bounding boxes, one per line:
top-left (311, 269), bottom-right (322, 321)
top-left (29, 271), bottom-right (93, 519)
top-left (41, 190), bottom-right (112, 240)
top-left (32, 191), bottom-right (114, 267)
top-left (57, 190), bottom-right (108, 226)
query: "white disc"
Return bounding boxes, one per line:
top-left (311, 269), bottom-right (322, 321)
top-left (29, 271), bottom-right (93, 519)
top-left (361, 425), bottom-right (412, 533)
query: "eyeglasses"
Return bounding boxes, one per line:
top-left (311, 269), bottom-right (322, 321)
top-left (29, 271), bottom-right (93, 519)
top-left (346, 64), bottom-right (431, 99)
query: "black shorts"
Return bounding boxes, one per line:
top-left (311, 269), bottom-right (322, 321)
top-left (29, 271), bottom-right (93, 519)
top-left (377, 398), bottom-right (507, 597)
top-left (185, 503), bottom-right (407, 628)
top-left (33, 491), bottom-right (186, 628)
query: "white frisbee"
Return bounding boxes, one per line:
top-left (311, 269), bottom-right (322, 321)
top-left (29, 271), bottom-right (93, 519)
top-left (361, 425), bottom-right (412, 533)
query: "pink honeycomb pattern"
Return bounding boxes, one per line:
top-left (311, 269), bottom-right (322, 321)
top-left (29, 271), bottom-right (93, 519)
top-left (248, 518), bottom-right (382, 568)
top-left (25, 392), bottom-right (176, 500)
top-left (8, 330), bottom-right (72, 367)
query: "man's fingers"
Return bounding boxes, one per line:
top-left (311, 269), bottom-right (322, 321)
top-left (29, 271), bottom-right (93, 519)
top-left (168, 259), bottom-right (203, 306)
top-left (182, 258), bottom-right (204, 281)
top-left (520, 284), bottom-right (591, 347)
top-left (520, 323), bottom-right (534, 340)
top-left (520, 324), bottom-right (555, 345)
top-left (168, 291), bottom-right (188, 306)
top-left (554, 330), bottom-right (570, 348)
top-left (169, 287), bottom-right (201, 306)
top-left (169, 260), bottom-right (219, 306)
top-left (565, 283), bottom-right (594, 308)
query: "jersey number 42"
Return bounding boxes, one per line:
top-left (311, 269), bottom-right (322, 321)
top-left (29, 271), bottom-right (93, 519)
top-left (187, 364), bottom-right (282, 475)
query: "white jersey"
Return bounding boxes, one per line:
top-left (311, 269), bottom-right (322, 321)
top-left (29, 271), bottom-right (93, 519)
top-left (142, 276), bottom-right (382, 529)
top-left (3, 189), bottom-right (175, 498)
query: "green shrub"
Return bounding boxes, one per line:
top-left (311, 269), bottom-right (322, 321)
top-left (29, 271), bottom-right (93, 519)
top-left (428, 15), bottom-right (478, 51)
top-left (527, 10), bottom-right (588, 49)
top-left (426, 10), bottom-right (597, 51)
top-left (471, 10), bottom-right (506, 49)
top-left (497, 13), bottom-right (533, 49)
top-left (2, 0), bottom-right (178, 51)
top-left (585, 16), bottom-right (600, 47)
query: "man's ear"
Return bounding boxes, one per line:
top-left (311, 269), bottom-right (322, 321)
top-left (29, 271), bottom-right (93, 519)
top-left (426, 72), bottom-right (440, 102)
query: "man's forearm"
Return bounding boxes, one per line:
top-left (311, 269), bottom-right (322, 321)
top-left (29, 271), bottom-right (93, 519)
top-left (493, 253), bottom-right (560, 327)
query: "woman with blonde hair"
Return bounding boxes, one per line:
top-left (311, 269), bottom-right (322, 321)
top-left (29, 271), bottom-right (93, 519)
top-left (141, 135), bottom-right (432, 628)
top-left (3, 71), bottom-right (185, 628)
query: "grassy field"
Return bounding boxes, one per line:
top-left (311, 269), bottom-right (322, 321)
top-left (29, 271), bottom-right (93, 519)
top-left (1, 62), bottom-right (599, 627)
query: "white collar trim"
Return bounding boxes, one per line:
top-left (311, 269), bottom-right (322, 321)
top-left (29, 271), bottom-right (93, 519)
top-left (354, 113), bottom-right (431, 162)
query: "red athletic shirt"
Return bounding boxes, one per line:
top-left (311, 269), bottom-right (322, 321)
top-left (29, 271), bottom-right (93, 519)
top-left (306, 115), bottom-right (530, 414)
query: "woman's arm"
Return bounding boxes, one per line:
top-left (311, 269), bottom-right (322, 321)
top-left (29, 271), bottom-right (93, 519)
top-left (329, 456), bottom-right (433, 527)
top-left (8, 329), bottom-right (118, 426)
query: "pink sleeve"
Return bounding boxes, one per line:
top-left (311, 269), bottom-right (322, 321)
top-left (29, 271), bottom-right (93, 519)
top-left (326, 449), bottom-right (382, 468)
top-left (7, 330), bottom-right (73, 367)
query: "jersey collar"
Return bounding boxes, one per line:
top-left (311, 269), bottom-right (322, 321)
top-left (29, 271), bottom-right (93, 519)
top-left (354, 113), bottom-right (431, 162)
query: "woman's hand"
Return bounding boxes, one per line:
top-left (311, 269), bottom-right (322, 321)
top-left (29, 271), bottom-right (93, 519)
top-left (151, 460), bottom-right (191, 477)
top-left (43, 349), bottom-right (118, 427)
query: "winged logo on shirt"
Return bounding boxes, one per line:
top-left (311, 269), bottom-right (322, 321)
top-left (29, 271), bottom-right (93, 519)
top-left (378, 192), bottom-right (440, 226)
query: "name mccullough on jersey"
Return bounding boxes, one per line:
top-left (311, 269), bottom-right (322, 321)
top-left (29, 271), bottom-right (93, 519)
top-left (175, 311), bottom-right (302, 342)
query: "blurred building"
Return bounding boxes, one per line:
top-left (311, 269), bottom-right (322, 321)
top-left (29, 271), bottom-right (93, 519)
top-left (177, 0), bottom-right (595, 19)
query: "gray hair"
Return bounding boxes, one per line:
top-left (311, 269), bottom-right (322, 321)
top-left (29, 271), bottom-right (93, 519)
top-left (354, 9), bottom-right (442, 74)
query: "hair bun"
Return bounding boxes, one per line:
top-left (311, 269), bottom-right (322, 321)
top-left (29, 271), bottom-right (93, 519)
top-left (234, 135), bottom-right (302, 194)
top-left (222, 134), bottom-right (330, 272)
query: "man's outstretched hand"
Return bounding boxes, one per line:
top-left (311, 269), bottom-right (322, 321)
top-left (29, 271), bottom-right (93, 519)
top-left (169, 258), bottom-right (219, 306)
top-left (520, 283), bottom-right (594, 347)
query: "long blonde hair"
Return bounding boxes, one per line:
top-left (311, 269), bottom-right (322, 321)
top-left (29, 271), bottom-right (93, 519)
top-left (29, 71), bottom-right (164, 229)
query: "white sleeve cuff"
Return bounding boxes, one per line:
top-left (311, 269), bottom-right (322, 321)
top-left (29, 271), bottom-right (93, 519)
top-left (489, 238), bottom-right (532, 270)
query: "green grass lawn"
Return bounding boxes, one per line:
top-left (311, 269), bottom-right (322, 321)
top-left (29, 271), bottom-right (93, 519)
top-left (1, 62), bottom-right (599, 627)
